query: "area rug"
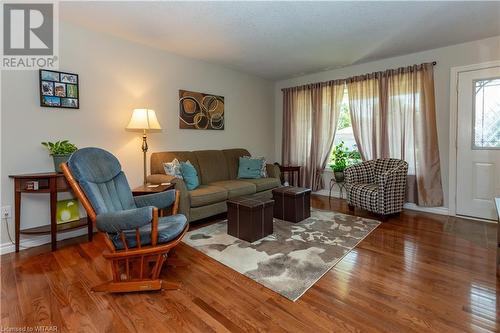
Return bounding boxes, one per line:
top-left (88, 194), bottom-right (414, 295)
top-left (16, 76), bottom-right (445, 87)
top-left (183, 209), bottom-right (380, 301)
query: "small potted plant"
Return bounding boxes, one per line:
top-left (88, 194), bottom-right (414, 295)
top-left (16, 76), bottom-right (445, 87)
top-left (41, 140), bottom-right (78, 172)
top-left (330, 142), bottom-right (361, 182)
top-left (330, 141), bottom-right (349, 182)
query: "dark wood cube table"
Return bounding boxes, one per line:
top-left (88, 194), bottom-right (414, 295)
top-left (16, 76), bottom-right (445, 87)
top-left (272, 186), bottom-right (311, 223)
top-left (227, 195), bottom-right (274, 243)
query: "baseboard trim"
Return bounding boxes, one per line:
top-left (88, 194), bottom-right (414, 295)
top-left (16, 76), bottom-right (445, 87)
top-left (403, 203), bottom-right (449, 216)
top-left (314, 190), bottom-right (450, 216)
top-left (0, 228), bottom-right (89, 255)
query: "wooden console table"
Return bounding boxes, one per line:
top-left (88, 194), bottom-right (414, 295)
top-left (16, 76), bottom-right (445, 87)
top-left (9, 172), bottom-right (92, 252)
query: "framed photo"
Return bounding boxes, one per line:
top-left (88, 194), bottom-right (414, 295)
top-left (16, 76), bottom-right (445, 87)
top-left (41, 81), bottom-right (54, 96)
top-left (39, 69), bottom-right (79, 109)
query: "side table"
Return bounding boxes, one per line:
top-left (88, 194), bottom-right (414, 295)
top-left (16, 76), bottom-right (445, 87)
top-left (131, 183), bottom-right (174, 196)
top-left (278, 165), bottom-right (301, 186)
top-left (9, 172), bottom-right (92, 252)
top-left (329, 177), bottom-right (346, 199)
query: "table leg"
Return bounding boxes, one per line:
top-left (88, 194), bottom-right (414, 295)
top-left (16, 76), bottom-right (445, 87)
top-left (49, 178), bottom-right (57, 251)
top-left (87, 217), bottom-right (93, 242)
top-left (14, 185), bottom-right (21, 253)
top-left (329, 180), bottom-right (333, 200)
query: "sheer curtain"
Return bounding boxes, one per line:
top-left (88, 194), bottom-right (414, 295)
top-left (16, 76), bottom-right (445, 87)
top-left (346, 74), bottom-right (384, 160)
top-left (282, 81), bottom-right (344, 191)
top-left (347, 63), bottom-right (443, 206)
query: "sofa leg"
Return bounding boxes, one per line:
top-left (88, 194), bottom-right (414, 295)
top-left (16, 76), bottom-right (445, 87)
top-left (379, 215), bottom-right (389, 222)
top-left (348, 204), bottom-right (355, 212)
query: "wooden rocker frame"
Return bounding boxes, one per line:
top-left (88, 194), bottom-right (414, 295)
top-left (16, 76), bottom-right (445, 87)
top-left (62, 162), bottom-right (188, 293)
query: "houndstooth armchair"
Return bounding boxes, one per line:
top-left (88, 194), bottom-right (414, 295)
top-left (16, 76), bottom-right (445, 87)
top-left (344, 159), bottom-right (408, 216)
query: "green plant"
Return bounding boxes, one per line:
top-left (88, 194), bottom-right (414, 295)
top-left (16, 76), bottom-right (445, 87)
top-left (41, 140), bottom-right (78, 156)
top-left (330, 141), bottom-right (361, 172)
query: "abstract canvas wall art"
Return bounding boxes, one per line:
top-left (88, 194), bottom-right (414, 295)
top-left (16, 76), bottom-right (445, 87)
top-left (179, 90), bottom-right (224, 130)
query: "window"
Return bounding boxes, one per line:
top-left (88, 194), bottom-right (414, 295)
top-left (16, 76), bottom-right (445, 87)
top-left (329, 87), bottom-right (360, 167)
top-left (473, 78), bottom-right (500, 149)
top-left (333, 88), bottom-right (356, 150)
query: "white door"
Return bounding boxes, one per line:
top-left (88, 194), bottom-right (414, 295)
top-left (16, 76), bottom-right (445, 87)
top-left (456, 66), bottom-right (500, 220)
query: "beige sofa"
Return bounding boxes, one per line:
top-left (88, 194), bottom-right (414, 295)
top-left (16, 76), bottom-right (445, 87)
top-left (147, 149), bottom-right (281, 222)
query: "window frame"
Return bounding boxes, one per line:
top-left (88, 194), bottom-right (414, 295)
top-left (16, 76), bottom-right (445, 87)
top-left (471, 76), bottom-right (500, 150)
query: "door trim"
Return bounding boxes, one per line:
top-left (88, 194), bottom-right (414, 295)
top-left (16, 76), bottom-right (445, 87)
top-left (448, 60), bottom-right (500, 218)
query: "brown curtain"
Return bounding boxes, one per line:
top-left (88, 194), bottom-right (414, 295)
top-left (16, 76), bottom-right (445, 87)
top-left (282, 81), bottom-right (344, 191)
top-left (347, 63), bottom-right (443, 206)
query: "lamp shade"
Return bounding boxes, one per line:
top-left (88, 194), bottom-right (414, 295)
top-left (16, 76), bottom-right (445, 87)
top-left (126, 108), bottom-right (162, 130)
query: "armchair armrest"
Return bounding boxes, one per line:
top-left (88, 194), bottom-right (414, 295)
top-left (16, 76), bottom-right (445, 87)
top-left (95, 206), bottom-right (154, 233)
top-left (147, 174), bottom-right (190, 220)
top-left (266, 163), bottom-right (281, 179)
top-left (134, 189), bottom-right (176, 210)
top-left (344, 160), bottom-right (375, 186)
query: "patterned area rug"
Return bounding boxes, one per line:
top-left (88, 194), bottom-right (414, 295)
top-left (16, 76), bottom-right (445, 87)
top-left (183, 209), bottom-right (380, 301)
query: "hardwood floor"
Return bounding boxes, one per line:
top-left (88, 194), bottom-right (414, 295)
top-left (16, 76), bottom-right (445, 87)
top-left (1, 195), bottom-right (499, 332)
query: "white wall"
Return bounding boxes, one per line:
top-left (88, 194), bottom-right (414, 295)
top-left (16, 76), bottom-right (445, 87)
top-left (0, 22), bottom-right (275, 246)
top-left (274, 35), bottom-right (500, 208)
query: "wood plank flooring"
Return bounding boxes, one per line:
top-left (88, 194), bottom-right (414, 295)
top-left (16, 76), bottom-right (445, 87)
top-left (1, 195), bottom-right (499, 332)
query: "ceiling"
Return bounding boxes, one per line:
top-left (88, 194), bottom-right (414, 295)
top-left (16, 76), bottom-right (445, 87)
top-left (60, 1), bottom-right (500, 80)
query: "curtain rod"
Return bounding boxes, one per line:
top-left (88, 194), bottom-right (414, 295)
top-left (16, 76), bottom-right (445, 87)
top-left (282, 61), bottom-right (437, 92)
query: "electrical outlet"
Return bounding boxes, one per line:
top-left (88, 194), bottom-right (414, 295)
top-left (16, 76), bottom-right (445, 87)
top-left (1, 206), bottom-right (11, 218)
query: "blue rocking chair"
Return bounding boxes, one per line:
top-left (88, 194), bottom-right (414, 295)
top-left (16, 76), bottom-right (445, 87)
top-left (62, 147), bottom-right (188, 293)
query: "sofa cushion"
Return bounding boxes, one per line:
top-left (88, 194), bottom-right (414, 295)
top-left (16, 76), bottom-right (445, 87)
top-left (150, 151), bottom-right (200, 176)
top-left (237, 157), bottom-right (262, 179)
top-left (240, 177), bottom-right (281, 192)
top-left (222, 149), bottom-right (250, 179)
top-left (193, 150), bottom-right (229, 185)
top-left (189, 185), bottom-right (228, 208)
top-left (209, 180), bottom-right (256, 198)
top-left (180, 161), bottom-right (200, 190)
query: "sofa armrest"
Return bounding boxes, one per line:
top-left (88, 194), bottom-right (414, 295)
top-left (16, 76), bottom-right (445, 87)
top-left (147, 174), bottom-right (191, 220)
top-left (266, 163), bottom-right (281, 179)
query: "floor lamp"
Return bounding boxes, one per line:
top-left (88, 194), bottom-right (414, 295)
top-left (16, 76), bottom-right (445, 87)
top-left (126, 108), bottom-right (162, 184)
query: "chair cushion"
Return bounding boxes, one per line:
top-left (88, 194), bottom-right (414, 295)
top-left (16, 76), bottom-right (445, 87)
top-left (68, 148), bottom-right (136, 215)
top-left (349, 183), bottom-right (379, 213)
top-left (110, 214), bottom-right (187, 250)
top-left (209, 180), bottom-right (256, 198)
top-left (68, 147), bottom-right (122, 183)
top-left (240, 178), bottom-right (281, 192)
top-left (189, 185), bottom-right (228, 207)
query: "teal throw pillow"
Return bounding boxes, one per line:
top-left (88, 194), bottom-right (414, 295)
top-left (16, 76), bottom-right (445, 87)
top-left (180, 161), bottom-right (199, 190)
top-left (237, 157), bottom-right (262, 179)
